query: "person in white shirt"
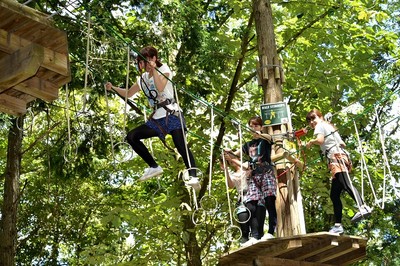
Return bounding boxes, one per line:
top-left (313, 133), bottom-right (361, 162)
top-left (306, 109), bottom-right (372, 234)
top-left (106, 46), bottom-right (200, 190)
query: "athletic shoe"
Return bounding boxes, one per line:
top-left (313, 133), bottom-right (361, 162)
top-left (351, 205), bottom-right (373, 223)
top-left (260, 233), bottom-right (275, 240)
top-left (241, 237), bottom-right (259, 247)
top-left (139, 166), bottom-right (163, 181)
top-left (329, 224), bottom-right (344, 234)
top-left (186, 177), bottom-right (201, 191)
top-left (239, 237), bottom-right (249, 245)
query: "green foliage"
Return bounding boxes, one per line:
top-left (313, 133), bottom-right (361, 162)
top-left (1, 0), bottom-right (399, 265)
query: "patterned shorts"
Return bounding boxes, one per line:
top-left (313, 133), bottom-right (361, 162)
top-left (328, 153), bottom-right (352, 178)
top-left (252, 170), bottom-right (277, 197)
top-left (146, 114), bottom-right (186, 140)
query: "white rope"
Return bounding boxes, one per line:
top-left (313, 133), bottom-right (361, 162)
top-left (233, 122), bottom-right (250, 224)
top-left (65, 84), bottom-right (71, 144)
top-left (238, 122), bottom-right (246, 204)
top-left (122, 46), bottom-right (130, 142)
top-left (82, 12), bottom-right (91, 111)
top-left (222, 149), bottom-right (234, 225)
top-left (63, 84), bottom-right (78, 163)
top-left (143, 107), bottom-right (154, 156)
top-left (375, 107), bottom-right (396, 208)
top-left (104, 84), bottom-right (115, 160)
top-left (172, 83), bottom-right (192, 169)
top-left (353, 120), bottom-right (378, 204)
top-left (207, 107), bottom-right (214, 194)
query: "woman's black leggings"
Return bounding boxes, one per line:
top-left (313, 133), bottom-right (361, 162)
top-left (126, 124), bottom-right (196, 176)
top-left (330, 172), bottom-right (364, 223)
top-left (238, 200), bottom-right (260, 239)
top-left (265, 196), bottom-right (277, 235)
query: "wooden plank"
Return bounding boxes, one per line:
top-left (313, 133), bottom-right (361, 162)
top-left (0, 0), bottom-right (69, 54)
top-left (0, 0), bottom-right (54, 28)
top-left (260, 239), bottom-right (303, 257)
top-left (306, 239), bottom-right (360, 263)
top-left (278, 236), bottom-right (338, 260)
top-left (0, 93), bottom-right (27, 116)
top-left (0, 29), bottom-right (69, 76)
top-left (0, 28), bottom-right (25, 54)
top-left (326, 246), bottom-right (366, 266)
top-left (253, 256), bottom-right (332, 266)
top-left (219, 233), bottom-right (367, 266)
top-left (13, 77), bottom-right (58, 102)
top-left (0, 43), bottom-right (43, 93)
top-left (42, 47), bottom-right (70, 76)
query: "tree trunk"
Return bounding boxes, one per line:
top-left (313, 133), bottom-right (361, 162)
top-left (0, 117), bottom-right (23, 266)
top-left (252, 0), bottom-right (305, 237)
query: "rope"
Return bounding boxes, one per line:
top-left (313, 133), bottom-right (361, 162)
top-left (65, 84), bottom-right (72, 144)
top-left (276, 163), bottom-right (297, 179)
top-left (59, 3), bottom-right (305, 161)
top-left (82, 11), bottom-right (91, 112)
top-left (207, 107), bottom-right (214, 194)
top-left (172, 82), bottom-right (192, 170)
top-left (353, 120), bottom-right (378, 204)
top-left (374, 107), bottom-right (397, 207)
top-left (238, 122), bottom-right (246, 206)
top-left (65, 1), bottom-right (399, 183)
top-left (382, 114), bottom-right (400, 128)
top-left (143, 107), bottom-right (154, 156)
top-left (104, 84), bottom-right (115, 160)
top-left (221, 150), bottom-right (234, 226)
top-left (122, 46), bottom-right (130, 141)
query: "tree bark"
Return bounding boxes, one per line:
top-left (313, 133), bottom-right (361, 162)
top-left (0, 117), bottom-right (23, 266)
top-left (252, 0), bottom-right (305, 237)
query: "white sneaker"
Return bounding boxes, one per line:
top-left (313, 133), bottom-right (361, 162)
top-left (329, 225), bottom-right (344, 234)
top-left (351, 205), bottom-right (373, 223)
top-left (185, 177), bottom-right (201, 191)
top-left (329, 224), bottom-right (344, 234)
top-left (139, 166), bottom-right (163, 181)
top-left (261, 233), bottom-right (274, 240)
top-left (241, 237), bottom-right (258, 247)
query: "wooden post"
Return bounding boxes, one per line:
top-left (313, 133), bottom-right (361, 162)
top-left (253, 0), bottom-right (305, 238)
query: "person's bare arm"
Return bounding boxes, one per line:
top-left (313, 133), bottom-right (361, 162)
top-left (105, 82), bottom-right (140, 98)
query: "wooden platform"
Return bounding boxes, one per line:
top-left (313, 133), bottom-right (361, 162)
top-left (0, 0), bottom-right (70, 116)
top-left (219, 232), bottom-right (367, 266)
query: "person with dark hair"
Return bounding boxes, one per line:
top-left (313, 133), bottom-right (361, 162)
top-left (106, 46), bottom-right (200, 190)
top-left (305, 109), bottom-right (372, 234)
top-left (225, 116), bottom-right (277, 245)
top-left (244, 116), bottom-right (277, 241)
